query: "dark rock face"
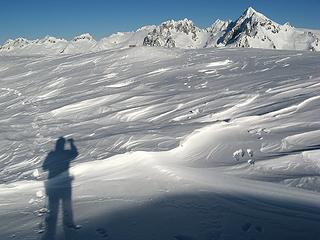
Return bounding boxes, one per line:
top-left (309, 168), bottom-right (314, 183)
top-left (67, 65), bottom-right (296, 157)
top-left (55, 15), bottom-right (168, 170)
top-left (218, 7), bottom-right (280, 48)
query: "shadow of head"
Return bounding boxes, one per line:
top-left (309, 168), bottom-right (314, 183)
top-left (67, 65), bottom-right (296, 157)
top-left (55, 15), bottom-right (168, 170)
top-left (55, 136), bottom-right (66, 151)
top-left (43, 136), bottom-right (78, 179)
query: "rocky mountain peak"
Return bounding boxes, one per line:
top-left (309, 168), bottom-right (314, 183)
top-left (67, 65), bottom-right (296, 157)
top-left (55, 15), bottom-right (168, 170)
top-left (217, 7), bottom-right (281, 47)
top-left (0, 38), bottom-right (30, 51)
top-left (36, 36), bottom-right (67, 44)
top-left (73, 33), bottom-right (95, 42)
top-left (243, 7), bottom-right (258, 17)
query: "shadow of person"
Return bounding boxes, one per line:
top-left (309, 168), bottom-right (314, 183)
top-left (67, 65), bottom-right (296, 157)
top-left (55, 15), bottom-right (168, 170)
top-left (42, 137), bottom-right (80, 240)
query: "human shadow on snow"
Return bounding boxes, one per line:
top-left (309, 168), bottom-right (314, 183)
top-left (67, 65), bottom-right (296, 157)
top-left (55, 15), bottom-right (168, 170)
top-left (41, 136), bottom-right (80, 240)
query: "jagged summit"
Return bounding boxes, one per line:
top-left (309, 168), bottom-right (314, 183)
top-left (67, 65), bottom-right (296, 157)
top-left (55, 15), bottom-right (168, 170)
top-left (217, 7), bottom-right (319, 51)
top-left (243, 6), bottom-right (259, 17)
top-left (73, 33), bottom-right (95, 42)
top-left (243, 6), bottom-right (270, 22)
top-left (217, 7), bottom-right (277, 46)
top-left (162, 18), bottom-right (193, 25)
top-left (36, 36), bottom-right (67, 44)
top-left (160, 18), bottom-right (197, 32)
top-left (0, 38), bottom-right (30, 51)
top-left (245, 6), bottom-right (256, 13)
top-left (142, 18), bottom-right (209, 48)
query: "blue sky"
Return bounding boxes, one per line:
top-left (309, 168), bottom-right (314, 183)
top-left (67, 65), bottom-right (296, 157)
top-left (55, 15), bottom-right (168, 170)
top-left (1, 0), bottom-right (319, 44)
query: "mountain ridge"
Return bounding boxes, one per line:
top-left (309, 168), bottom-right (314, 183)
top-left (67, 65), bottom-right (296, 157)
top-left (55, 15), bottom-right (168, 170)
top-left (1, 7), bottom-right (319, 54)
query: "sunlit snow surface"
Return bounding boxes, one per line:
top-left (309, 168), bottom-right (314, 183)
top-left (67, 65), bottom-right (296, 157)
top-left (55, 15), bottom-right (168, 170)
top-left (1, 47), bottom-right (320, 239)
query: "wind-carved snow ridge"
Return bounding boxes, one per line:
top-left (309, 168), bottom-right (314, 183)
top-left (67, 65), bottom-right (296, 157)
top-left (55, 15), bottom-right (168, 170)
top-left (146, 67), bottom-right (172, 75)
top-left (1, 7), bottom-right (319, 55)
top-left (206, 59), bottom-right (232, 67)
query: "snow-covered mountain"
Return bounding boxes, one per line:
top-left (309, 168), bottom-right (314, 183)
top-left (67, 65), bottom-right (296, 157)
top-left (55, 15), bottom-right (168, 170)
top-left (60, 33), bottom-right (97, 54)
top-left (0, 7), bottom-right (319, 55)
top-left (142, 18), bottom-right (210, 48)
top-left (94, 25), bottom-right (155, 50)
top-left (217, 7), bottom-right (320, 51)
top-left (0, 28), bottom-right (155, 55)
top-left (0, 36), bottom-right (68, 55)
top-left (0, 38), bottom-right (31, 50)
top-left (204, 19), bottom-right (231, 47)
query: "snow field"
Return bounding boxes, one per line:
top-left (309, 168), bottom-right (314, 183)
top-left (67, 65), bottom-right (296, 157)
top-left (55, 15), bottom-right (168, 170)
top-left (0, 47), bottom-right (320, 239)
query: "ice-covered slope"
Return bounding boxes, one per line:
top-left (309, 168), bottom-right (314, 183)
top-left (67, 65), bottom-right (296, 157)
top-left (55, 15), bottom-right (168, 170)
top-left (1, 47), bottom-right (320, 239)
top-left (218, 7), bottom-right (320, 51)
top-left (94, 25), bottom-right (155, 50)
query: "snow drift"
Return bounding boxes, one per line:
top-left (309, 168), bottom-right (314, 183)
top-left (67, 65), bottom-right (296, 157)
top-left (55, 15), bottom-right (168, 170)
top-left (1, 44), bottom-right (320, 239)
